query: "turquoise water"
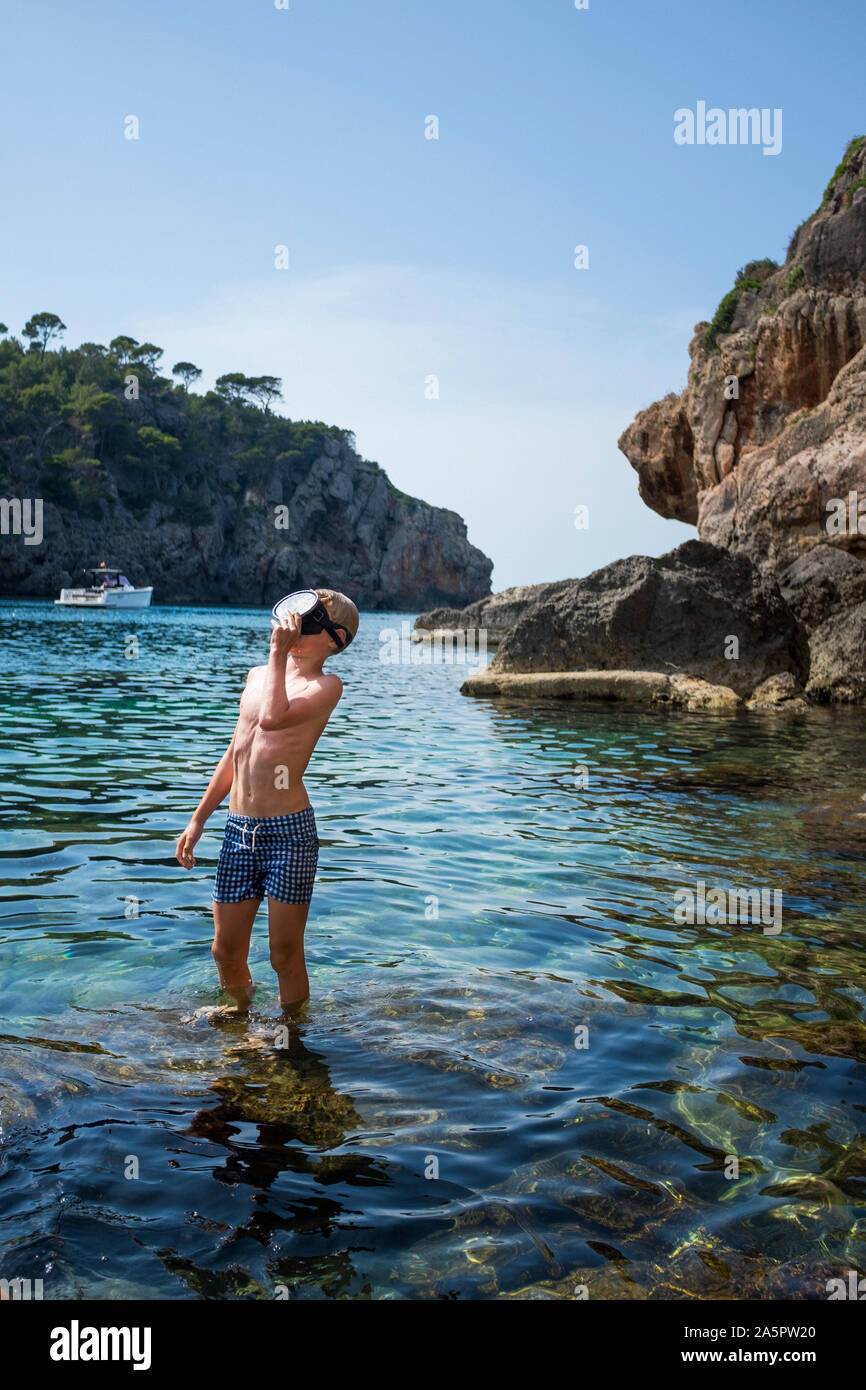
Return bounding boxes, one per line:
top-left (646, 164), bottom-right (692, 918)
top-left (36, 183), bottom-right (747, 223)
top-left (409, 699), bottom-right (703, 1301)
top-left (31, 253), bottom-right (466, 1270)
top-left (1, 599), bottom-right (865, 1300)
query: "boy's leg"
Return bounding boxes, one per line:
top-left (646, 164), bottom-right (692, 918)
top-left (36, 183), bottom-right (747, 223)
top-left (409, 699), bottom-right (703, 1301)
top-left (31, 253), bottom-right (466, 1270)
top-left (267, 898), bottom-right (310, 1010)
top-left (211, 898), bottom-right (259, 1009)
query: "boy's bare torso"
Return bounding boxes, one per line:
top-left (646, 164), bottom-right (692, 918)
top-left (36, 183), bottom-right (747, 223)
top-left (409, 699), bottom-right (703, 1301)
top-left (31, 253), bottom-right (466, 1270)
top-left (230, 665), bottom-right (340, 817)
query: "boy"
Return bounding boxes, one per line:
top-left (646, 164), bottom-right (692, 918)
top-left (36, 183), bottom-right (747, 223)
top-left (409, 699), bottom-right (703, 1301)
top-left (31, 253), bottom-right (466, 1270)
top-left (176, 588), bottom-right (359, 1012)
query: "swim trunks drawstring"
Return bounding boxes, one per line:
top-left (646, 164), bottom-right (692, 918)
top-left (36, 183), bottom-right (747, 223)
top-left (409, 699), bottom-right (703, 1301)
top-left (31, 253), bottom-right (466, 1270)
top-left (214, 807), bottom-right (319, 906)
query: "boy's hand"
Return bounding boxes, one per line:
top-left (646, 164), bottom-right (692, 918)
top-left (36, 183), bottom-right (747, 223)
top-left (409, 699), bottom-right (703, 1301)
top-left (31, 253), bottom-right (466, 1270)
top-left (176, 819), bottom-right (203, 869)
top-left (270, 612), bottom-right (301, 658)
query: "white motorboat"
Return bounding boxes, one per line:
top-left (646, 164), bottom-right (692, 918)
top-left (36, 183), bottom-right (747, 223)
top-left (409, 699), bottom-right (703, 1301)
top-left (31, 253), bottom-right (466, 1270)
top-left (55, 566), bottom-right (153, 608)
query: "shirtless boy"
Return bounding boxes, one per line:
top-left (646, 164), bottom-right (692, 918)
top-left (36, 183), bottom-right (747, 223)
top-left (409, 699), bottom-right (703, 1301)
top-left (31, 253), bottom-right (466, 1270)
top-left (176, 588), bottom-right (359, 1012)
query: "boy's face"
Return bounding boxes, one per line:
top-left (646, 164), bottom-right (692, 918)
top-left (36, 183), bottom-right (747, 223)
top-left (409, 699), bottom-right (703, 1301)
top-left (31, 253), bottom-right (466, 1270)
top-left (293, 624), bottom-right (347, 658)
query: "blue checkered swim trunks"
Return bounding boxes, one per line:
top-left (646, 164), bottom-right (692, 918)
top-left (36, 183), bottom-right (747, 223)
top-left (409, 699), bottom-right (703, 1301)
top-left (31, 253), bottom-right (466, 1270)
top-left (212, 807), bottom-right (320, 905)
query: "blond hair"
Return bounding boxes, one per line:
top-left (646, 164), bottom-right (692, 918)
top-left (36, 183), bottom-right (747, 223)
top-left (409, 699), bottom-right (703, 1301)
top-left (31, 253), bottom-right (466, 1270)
top-left (315, 588), bottom-right (359, 651)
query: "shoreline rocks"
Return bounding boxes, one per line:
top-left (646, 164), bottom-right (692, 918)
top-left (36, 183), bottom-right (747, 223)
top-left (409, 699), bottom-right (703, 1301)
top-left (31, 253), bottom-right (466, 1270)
top-left (451, 138), bottom-right (866, 707)
top-left (460, 667), bottom-right (744, 710)
top-left (746, 672), bottom-right (811, 711)
top-left (476, 540), bottom-right (808, 698)
top-left (413, 582), bottom-right (563, 645)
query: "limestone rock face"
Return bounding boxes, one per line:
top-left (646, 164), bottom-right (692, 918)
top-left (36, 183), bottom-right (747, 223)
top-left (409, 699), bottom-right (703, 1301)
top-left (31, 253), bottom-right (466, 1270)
top-left (445, 143), bottom-right (866, 704)
top-left (616, 136), bottom-right (866, 702)
top-left (618, 136), bottom-right (866, 579)
top-left (490, 540), bottom-right (808, 698)
top-left (617, 396), bottom-right (698, 524)
top-left (694, 348), bottom-right (866, 575)
top-left (1, 434), bottom-right (492, 610)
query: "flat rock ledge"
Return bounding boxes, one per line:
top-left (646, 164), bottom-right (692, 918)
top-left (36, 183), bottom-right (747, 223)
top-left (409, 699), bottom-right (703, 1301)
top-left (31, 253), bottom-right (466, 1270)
top-left (460, 668), bottom-right (744, 710)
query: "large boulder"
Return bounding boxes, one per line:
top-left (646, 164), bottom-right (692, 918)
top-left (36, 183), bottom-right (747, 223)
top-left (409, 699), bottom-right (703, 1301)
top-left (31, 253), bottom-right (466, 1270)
top-left (779, 543), bottom-right (866, 631)
top-left (489, 540), bottom-right (809, 699)
top-left (807, 602), bottom-right (866, 702)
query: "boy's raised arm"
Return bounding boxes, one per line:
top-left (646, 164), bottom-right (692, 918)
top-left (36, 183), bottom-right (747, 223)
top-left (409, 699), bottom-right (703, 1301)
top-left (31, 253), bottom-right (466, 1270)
top-left (258, 613), bottom-right (301, 730)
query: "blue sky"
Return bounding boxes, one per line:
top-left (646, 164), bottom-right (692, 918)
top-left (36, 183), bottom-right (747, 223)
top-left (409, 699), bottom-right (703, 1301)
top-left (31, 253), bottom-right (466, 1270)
top-left (2, 0), bottom-right (863, 591)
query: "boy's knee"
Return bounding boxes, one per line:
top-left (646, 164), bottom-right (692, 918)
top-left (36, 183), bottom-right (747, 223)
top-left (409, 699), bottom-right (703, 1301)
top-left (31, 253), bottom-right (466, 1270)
top-left (212, 940), bottom-right (247, 969)
top-left (269, 943), bottom-right (302, 973)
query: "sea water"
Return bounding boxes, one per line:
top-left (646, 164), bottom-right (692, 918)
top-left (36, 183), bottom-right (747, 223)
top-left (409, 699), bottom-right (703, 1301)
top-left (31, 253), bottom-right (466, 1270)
top-left (1, 599), bottom-right (865, 1300)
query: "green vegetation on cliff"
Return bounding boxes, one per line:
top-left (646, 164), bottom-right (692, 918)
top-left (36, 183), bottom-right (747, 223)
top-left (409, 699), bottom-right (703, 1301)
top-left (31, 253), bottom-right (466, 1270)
top-left (0, 316), bottom-right (494, 609)
top-left (819, 134), bottom-right (865, 209)
top-left (0, 318), bottom-right (387, 524)
top-left (787, 134), bottom-right (866, 256)
top-left (702, 138), bottom-right (866, 353)
top-left (703, 264), bottom-right (776, 349)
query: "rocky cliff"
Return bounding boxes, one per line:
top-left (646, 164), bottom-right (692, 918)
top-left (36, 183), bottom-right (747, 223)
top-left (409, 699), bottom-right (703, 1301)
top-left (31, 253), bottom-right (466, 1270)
top-left (0, 334), bottom-right (492, 609)
top-left (618, 136), bottom-right (866, 576)
top-left (454, 138), bottom-right (866, 706)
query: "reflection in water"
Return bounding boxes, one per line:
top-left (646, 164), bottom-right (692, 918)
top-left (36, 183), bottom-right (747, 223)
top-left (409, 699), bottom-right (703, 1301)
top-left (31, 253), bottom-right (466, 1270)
top-left (0, 601), bottom-right (865, 1298)
top-left (169, 1024), bottom-right (367, 1298)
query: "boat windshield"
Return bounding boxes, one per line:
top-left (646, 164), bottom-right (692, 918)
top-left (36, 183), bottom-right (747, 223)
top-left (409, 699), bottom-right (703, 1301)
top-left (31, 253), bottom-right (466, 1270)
top-left (88, 571), bottom-right (130, 587)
